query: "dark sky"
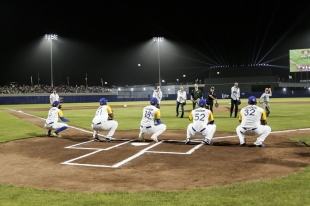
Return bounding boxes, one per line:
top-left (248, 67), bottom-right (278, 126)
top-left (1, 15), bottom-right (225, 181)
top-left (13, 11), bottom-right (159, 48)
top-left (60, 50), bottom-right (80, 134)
top-left (2, 1), bottom-right (310, 87)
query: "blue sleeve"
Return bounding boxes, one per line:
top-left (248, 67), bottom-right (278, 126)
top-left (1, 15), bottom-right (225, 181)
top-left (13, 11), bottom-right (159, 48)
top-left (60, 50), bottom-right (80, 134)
top-left (60, 116), bottom-right (69, 122)
top-left (156, 119), bottom-right (163, 124)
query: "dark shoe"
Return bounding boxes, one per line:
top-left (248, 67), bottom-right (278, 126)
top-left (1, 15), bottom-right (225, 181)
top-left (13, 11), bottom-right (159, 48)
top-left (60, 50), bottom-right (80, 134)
top-left (185, 139), bottom-right (190, 144)
top-left (230, 114), bottom-right (232, 117)
top-left (258, 143), bottom-right (265, 147)
top-left (94, 137), bottom-right (100, 142)
top-left (176, 113), bottom-right (179, 117)
top-left (105, 136), bottom-right (113, 142)
top-left (180, 116), bottom-right (183, 118)
top-left (240, 143), bottom-right (246, 146)
top-left (203, 139), bottom-right (213, 145)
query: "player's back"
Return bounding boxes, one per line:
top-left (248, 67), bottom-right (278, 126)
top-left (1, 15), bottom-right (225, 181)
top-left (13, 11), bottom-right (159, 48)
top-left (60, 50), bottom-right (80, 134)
top-left (240, 105), bottom-right (264, 128)
top-left (140, 105), bottom-right (158, 127)
top-left (46, 107), bottom-right (59, 123)
top-left (192, 108), bottom-right (211, 131)
top-left (92, 105), bottom-right (108, 123)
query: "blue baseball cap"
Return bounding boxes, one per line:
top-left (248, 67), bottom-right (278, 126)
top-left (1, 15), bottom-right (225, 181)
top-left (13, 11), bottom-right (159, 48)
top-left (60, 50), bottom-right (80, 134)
top-left (248, 96), bottom-right (257, 104)
top-left (99, 98), bottom-right (108, 105)
top-left (150, 97), bottom-right (158, 105)
top-left (198, 99), bottom-right (206, 107)
top-left (52, 101), bottom-right (59, 107)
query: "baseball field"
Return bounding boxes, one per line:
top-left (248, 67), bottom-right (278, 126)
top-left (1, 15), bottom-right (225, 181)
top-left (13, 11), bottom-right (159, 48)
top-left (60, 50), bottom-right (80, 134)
top-left (0, 97), bottom-right (310, 205)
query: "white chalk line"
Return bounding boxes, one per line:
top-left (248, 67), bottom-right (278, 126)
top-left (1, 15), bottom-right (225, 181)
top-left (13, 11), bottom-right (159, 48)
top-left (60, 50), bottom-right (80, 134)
top-left (7, 108), bottom-right (310, 168)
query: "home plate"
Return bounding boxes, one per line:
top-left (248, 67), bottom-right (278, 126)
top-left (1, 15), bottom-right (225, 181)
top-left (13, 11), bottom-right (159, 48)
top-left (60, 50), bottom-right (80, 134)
top-left (131, 142), bottom-right (150, 146)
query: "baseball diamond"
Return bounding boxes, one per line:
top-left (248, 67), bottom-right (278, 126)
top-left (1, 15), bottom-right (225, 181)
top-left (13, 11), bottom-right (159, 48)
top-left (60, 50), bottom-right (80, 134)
top-left (0, 105), bottom-right (309, 193)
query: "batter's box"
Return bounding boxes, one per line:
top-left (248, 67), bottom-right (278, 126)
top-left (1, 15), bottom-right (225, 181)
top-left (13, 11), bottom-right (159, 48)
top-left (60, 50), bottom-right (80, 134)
top-left (146, 140), bottom-right (204, 154)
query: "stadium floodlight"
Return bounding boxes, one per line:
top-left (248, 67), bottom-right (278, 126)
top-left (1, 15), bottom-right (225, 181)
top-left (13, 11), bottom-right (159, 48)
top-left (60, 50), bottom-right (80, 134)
top-left (153, 37), bottom-right (164, 86)
top-left (45, 34), bottom-right (58, 87)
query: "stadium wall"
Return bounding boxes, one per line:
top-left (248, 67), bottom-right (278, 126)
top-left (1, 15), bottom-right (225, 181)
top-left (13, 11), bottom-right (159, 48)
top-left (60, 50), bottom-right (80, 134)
top-left (0, 90), bottom-right (309, 104)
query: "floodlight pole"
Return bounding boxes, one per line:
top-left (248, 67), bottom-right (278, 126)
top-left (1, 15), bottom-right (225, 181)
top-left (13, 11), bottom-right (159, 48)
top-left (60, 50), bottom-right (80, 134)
top-left (45, 34), bottom-right (58, 87)
top-left (153, 37), bottom-right (164, 86)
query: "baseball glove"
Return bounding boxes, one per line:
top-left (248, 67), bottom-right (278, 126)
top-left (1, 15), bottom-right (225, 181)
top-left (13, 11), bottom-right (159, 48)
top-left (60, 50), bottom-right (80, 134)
top-left (238, 100), bottom-right (241, 105)
top-left (215, 102), bottom-right (219, 108)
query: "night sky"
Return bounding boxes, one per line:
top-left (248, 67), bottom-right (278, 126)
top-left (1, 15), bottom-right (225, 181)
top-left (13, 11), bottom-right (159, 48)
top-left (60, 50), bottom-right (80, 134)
top-left (2, 1), bottom-right (310, 87)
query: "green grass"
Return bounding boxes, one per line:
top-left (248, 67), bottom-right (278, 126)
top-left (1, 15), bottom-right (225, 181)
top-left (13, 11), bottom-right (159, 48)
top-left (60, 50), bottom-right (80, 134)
top-left (0, 98), bottom-right (310, 205)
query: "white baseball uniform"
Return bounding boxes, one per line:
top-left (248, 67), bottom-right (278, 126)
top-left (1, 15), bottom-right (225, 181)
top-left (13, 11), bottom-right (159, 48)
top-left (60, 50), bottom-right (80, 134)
top-left (236, 105), bottom-right (271, 145)
top-left (44, 107), bottom-right (68, 130)
top-left (91, 105), bottom-right (118, 138)
top-left (140, 105), bottom-right (166, 141)
top-left (186, 107), bottom-right (216, 142)
top-left (231, 86), bottom-right (240, 100)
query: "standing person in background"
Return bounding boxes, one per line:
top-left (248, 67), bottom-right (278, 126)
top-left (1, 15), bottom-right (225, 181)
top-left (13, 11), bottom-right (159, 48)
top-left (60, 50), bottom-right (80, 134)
top-left (44, 101), bottom-right (69, 137)
top-left (91, 98), bottom-right (118, 142)
top-left (152, 86), bottom-right (162, 109)
top-left (176, 86), bottom-right (187, 118)
top-left (139, 98), bottom-right (167, 142)
top-left (191, 84), bottom-right (203, 110)
top-left (50, 89), bottom-right (59, 106)
top-left (260, 88), bottom-right (272, 117)
top-left (230, 82), bottom-right (240, 118)
top-left (207, 86), bottom-right (217, 113)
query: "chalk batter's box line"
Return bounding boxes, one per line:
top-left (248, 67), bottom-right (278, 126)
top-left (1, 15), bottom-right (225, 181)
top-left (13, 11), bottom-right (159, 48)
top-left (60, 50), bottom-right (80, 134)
top-left (8, 109), bottom-right (310, 168)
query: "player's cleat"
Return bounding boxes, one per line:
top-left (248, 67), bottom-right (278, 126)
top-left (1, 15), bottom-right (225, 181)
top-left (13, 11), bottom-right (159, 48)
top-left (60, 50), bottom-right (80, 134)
top-left (46, 132), bottom-right (52, 137)
top-left (51, 132), bottom-right (58, 137)
top-left (240, 143), bottom-right (246, 146)
top-left (93, 137), bottom-right (101, 142)
top-left (203, 139), bottom-right (213, 145)
top-left (257, 143), bottom-right (265, 147)
top-left (185, 138), bottom-right (191, 144)
top-left (151, 136), bottom-right (159, 143)
top-left (55, 133), bottom-right (61, 137)
top-left (139, 133), bottom-right (145, 141)
top-left (105, 136), bottom-right (112, 142)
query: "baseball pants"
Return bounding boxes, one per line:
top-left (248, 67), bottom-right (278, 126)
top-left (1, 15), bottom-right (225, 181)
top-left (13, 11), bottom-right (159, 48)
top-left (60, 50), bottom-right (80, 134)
top-left (140, 124), bottom-right (167, 140)
top-left (236, 125), bottom-right (271, 145)
top-left (44, 122), bottom-right (68, 130)
top-left (92, 120), bottom-right (118, 137)
top-left (186, 123), bottom-right (216, 141)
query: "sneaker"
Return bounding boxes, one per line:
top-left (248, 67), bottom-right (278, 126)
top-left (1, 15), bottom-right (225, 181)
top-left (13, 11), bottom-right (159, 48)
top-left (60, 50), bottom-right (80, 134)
top-left (139, 133), bottom-right (145, 141)
top-left (203, 139), bottom-right (213, 145)
top-left (185, 138), bottom-right (191, 144)
top-left (151, 136), bottom-right (159, 143)
top-left (93, 137), bottom-right (101, 142)
top-left (105, 136), bottom-right (112, 142)
top-left (258, 143), bottom-right (265, 147)
top-left (240, 143), bottom-right (246, 146)
top-left (51, 132), bottom-right (58, 137)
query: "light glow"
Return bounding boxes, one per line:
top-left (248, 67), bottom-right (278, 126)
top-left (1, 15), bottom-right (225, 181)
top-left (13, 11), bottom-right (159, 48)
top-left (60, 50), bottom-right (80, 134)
top-left (153, 37), bottom-right (164, 42)
top-left (45, 34), bottom-right (58, 40)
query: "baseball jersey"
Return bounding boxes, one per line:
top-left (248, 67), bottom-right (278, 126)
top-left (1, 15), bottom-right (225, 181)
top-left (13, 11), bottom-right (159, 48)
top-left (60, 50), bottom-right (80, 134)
top-left (177, 90), bottom-right (187, 103)
top-left (189, 107), bottom-right (214, 132)
top-left (92, 105), bottom-right (113, 123)
top-left (153, 90), bottom-right (162, 104)
top-left (46, 107), bottom-right (64, 123)
top-left (231, 86), bottom-right (240, 100)
top-left (260, 93), bottom-right (271, 102)
top-left (238, 105), bottom-right (267, 128)
top-left (140, 105), bottom-right (161, 127)
top-left (50, 93), bottom-right (59, 103)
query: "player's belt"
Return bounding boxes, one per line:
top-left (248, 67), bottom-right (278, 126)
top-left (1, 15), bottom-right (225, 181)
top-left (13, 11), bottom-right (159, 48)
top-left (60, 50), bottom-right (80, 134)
top-left (141, 125), bottom-right (151, 129)
top-left (47, 122), bottom-right (54, 124)
top-left (92, 122), bottom-right (101, 125)
top-left (192, 127), bottom-right (206, 132)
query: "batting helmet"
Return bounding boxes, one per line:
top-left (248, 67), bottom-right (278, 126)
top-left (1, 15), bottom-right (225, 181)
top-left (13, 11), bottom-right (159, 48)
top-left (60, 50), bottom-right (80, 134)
top-left (198, 99), bottom-right (206, 107)
top-left (99, 98), bottom-right (108, 105)
top-left (52, 101), bottom-right (59, 107)
top-left (150, 97), bottom-right (158, 105)
top-left (248, 96), bottom-right (257, 105)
